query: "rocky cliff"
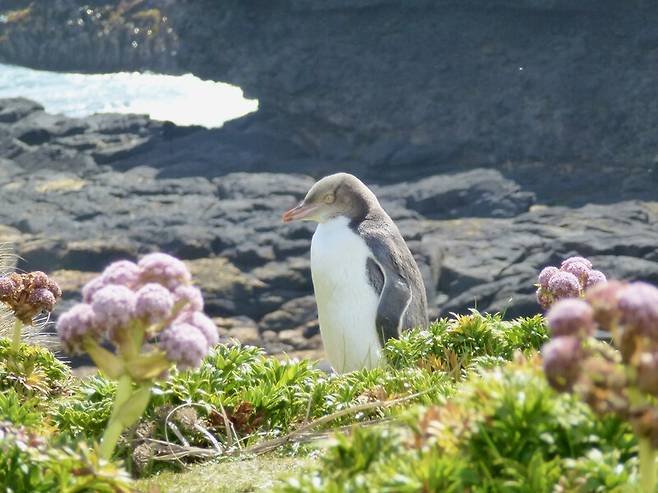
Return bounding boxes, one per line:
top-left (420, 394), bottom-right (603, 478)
top-left (2, 0), bottom-right (658, 178)
top-left (1, 1), bottom-right (658, 354)
top-left (1, 98), bottom-right (657, 355)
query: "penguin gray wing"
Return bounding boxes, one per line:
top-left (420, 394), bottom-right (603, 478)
top-left (363, 235), bottom-right (412, 348)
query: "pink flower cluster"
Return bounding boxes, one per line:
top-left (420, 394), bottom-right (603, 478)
top-left (536, 256), bottom-right (607, 309)
top-left (0, 271), bottom-right (61, 324)
top-left (57, 253), bottom-right (218, 370)
top-left (542, 280), bottom-right (658, 445)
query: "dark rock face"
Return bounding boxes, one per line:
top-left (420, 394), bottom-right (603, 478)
top-left (3, 1), bottom-right (658, 179)
top-left (0, 1), bottom-right (179, 73)
top-left (1, 98), bottom-right (658, 356)
top-left (1, 1), bottom-right (658, 354)
top-left (377, 170), bottom-right (535, 220)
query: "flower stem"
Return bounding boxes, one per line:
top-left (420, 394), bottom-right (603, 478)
top-left (99, 374), bottom-right (133, 460)
top-left (640, 438), bottom-right (656, 493)
top-left (10, 319), bottom-right (23, 353)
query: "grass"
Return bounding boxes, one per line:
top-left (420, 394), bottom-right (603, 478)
top-left (136, 456), bottom-right (318, 493)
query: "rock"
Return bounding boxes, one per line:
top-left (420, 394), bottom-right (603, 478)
top-left (214, 316), bottom-right (258, 331)
top-left (260, 296), bottom-right (317, 333)
top-left (278, 329), bottom-right (313, 350)
top-left (302, 322), bottom-right (320, 339)
top-left (428, 202), bottom-right (658, 318)
top-left (262, 330), bottom-right (279, 343)
top-left (185, 257), bottom-right (266, 318)
top-left (0, 98), bottom-right (657, 360)
top-left (0, 3), bottom-right (179, 73)
top-left (0, 135), bottom-right (28, 160)
top-left (215, 173), bottom-right (314, 201)
top-left (8, 111), bottom-right (88, 145)
top-left (379, 169), bottom-right (535, 219)
top-left (263, 342), bottom-right (295, 354)
top-left (0, 98), bottom-right (43, 123)
top-left (49, 270), bottom-right (97, 298)
top-left (5, 2), bottom-right (658, 181)
top-left (226, 326), bottom-right (261, 346)
top-left (91, 135), bottom-right (154, 164)
top-left (13, 145), bottom-right (97, 174)
top-left (0, 224), bottom-right (25, 244)
top-left (223, 244), bottom-right (275, 268)
top-left (252, 258), bottom-right (312, 294)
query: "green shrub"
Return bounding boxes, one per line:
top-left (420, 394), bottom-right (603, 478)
top-left (385, 311), bottom-right (548, 377)
top-left (39, 312), bottom-right (546, 475)
top-left (0, 311), bottom-right (596, 486)
top-left (53, 375), bottom-right (116, 439)
top-left (0, 337), bottom-right (72, 397)
top-left (277, 356), bottom-right (635, 492)
top-left (0, 388), bottom-right (43, 427)
top-left (0, 422), bottom-right (133, 493)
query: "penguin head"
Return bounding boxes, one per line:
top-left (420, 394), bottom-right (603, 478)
top-left (282, 172), bottom-right (378, 224)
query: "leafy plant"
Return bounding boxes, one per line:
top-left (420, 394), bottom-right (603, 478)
top-left (53, 375), bottom-right (116, 438)
top-left (6, 307), bottom-right (629, 492)
top-left (277, 356), bottom-right (635, 493)
top-left (542, 278), bottom-right (658, 492)
top-left (385, 310), bottom-right (548, 376)
top-left (0, 337), bottom-right (72, 397)
top-left (55, 254), bottom-right (220, 460)
top-left (0, 422), bottom-right (133, 493)
top-left (42, 311), bottom-right (548, 476)
top-left (0, 388), bottom-right (44, 427)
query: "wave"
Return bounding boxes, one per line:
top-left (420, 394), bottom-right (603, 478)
top-left (0, 63), bottom-right (258, 128)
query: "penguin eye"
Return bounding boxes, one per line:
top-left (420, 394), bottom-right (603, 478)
top-left (323, 194), bottom-right (335, 204)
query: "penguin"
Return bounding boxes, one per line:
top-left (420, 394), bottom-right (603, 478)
top-left (282, 172), bottom-right (428, 373)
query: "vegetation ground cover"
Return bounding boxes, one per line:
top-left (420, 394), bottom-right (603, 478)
top-left (2, 308), bottom-right (648, 492)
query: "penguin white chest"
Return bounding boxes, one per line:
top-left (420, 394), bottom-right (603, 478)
top-left (310, 216), bottom-right (383, 373)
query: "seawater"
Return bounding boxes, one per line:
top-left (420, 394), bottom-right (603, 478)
top-left (0, 63), bottom-right (258, 128)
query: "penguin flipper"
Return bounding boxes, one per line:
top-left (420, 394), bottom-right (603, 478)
top-left (366, 253), bottom-right (412, 349)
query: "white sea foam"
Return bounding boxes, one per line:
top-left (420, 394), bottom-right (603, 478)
top-left (0, 63), bottom-right (258, 128)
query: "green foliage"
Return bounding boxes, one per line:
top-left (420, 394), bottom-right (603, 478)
top-left (138, 342), bottom-right (454, 456)
top-left (277, 356), bottom-right (637, 493)
top-left (385, 311), bottom-right (548, 377)
top-left (0, 423), bottom-right (133, 493)
top-left (157, 344), bottom-right (326, 431)
top-left (47, 339), bottom-right (452, 470)
top-left (0, 388), bottom-right (43, 427)
top-left (558, 449), bottom-right (636, 492)
top-left (6, 310), bottom-right (637, 492)
top-left (0, 337), bottom-right (72, 396)
top-left (53, 375), bottom-right (116, 438)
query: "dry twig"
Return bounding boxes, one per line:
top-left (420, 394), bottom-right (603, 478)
top-left (144, 388), bottom-right (431, 462)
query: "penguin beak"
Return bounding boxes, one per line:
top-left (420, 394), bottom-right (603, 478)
top-left (282, 202), bottom-right (320, 223)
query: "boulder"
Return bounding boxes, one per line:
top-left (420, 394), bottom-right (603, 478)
top-left (379, 169), bottom-right (535, 219)
top-left (260, 296), bottom-right (317, 333)
top-left (185, 257), bottom-right (266, 318)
